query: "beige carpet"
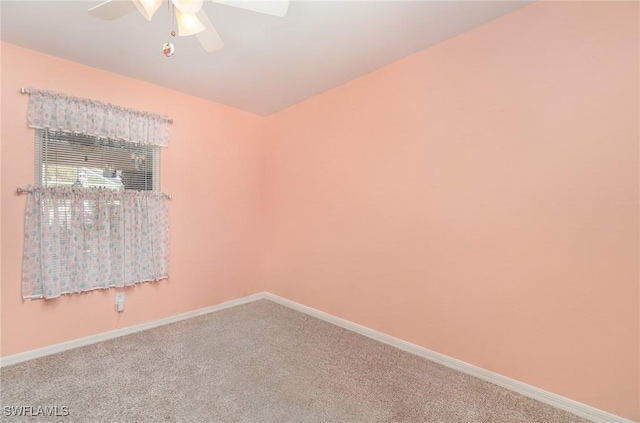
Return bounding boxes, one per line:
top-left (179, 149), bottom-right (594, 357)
top-left (1, 300), bottom-right (591, 422)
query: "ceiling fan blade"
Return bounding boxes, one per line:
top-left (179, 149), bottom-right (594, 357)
top-left (88, 0), bottom-right (137, 20)
top-left (211, 0), bottom-right (289, 17)
top-left (195, 10), bottom-right (225, 52)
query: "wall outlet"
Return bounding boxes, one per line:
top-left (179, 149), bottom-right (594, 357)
top-left (115, 292), bottom-right (125, 312)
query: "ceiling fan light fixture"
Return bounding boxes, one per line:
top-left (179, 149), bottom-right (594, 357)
top-left (175, 9), bottom-right (206, 36)
top-left (132, 0), bottom-right (162, 20)
top-left (171, 0), bottom-right (204, 14)
top-left (87, 0), bottom-right (289, 54)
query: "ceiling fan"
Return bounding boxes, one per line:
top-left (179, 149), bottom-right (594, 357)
top-left (88, 0), bottom-right (289, 53)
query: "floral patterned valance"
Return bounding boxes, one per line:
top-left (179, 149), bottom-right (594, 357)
top-left (27, 88), bottom-right (170, 147)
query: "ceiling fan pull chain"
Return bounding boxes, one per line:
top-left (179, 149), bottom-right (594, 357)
top-left (171, 1), bottom-right (177, 36)
top-left (163, 2), bottom-right (176, 57)
top-left (169, 0), bottom-right (176, 36)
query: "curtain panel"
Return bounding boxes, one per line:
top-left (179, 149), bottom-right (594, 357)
top-left (27, 88), bottom-right (170, 147)
top-left (22, 186), bottom-right (170, 299)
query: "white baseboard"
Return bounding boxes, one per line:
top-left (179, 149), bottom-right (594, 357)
top-left (264, 292), bottom-right (635, 423)
top-left (0, 292), bottom-right (266, 367)
top-left (1, 291), bottom-right (634, 423)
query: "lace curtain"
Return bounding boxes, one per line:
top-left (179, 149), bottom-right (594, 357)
top-left (27, 88), bottom-right (170, 147)
top-left (22, 186), bottom-right (169, 299)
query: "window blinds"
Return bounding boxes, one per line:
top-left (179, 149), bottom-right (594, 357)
top-left (35, 129), bottom-right (159, 192)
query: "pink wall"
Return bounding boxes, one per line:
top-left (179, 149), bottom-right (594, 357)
top-left (2, 2), bottom-right (639, 420)
top-left (262, 2), bottom-right (639, 421)
top-left (1, 42), bottom-right (264, 357)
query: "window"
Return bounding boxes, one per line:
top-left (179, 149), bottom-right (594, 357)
top-left (21, 89), bottom-right (171, 299)
top-left (36, 129), bottom-right (160, 191)
top-left (22, 129), bottom-right (169, 300)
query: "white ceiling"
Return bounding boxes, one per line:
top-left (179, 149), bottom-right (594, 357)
top-left (1, 0), bottom-right (531, 115)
